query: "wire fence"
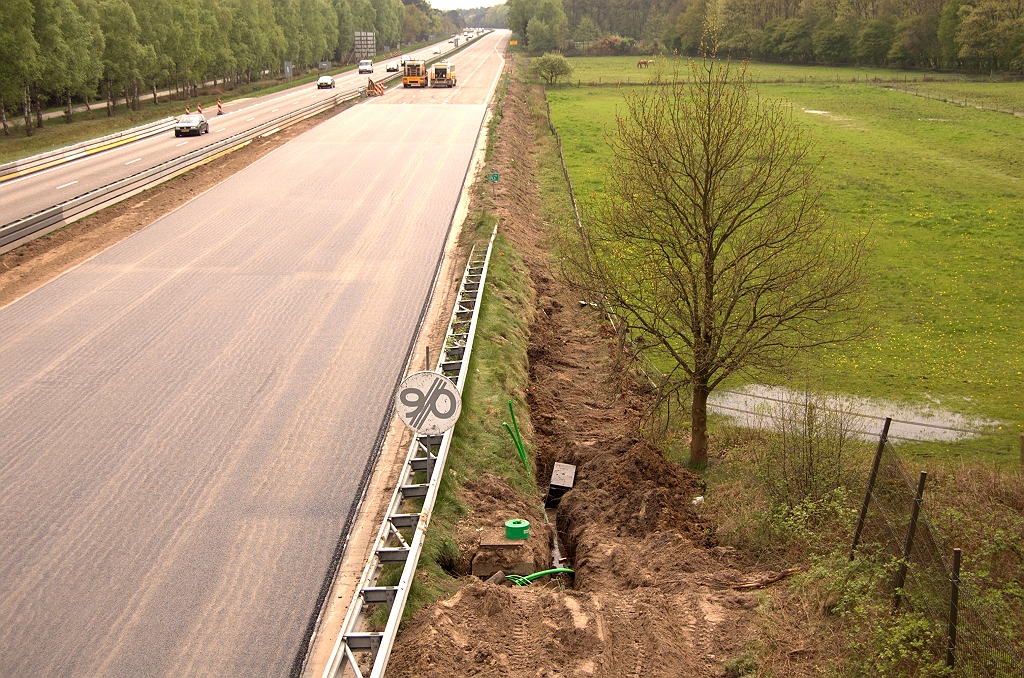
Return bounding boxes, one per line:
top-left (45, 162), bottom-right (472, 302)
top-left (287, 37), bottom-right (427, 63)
top-left (880, 85), bottom-right (1024, 118)
top-left (852, 427), bottom-right (1024, 677)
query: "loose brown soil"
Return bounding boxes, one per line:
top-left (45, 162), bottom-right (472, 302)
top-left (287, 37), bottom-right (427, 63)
top-left (387, 57), bottom-right (828, 678)
top-left (0, 105), bottom-right (353, 309)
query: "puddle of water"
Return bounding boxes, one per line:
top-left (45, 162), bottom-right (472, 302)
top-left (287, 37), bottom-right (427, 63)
top-left (708, 384), bottom-right (999, 442)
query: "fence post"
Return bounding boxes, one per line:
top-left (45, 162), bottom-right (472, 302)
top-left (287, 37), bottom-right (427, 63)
top-left (894, 471), bottom-right (929, 609)
top-left (946, 548), bottom-right (962, 668)
top-left (850, 417), bottom-right (892, 560)
top-left (1019, 433), bottom-right (1023, 473)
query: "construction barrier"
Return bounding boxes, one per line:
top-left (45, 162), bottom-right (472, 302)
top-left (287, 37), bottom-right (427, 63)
top-left (217, 99), bottom-right (223, 115)
top-left (367, 78), bottom-right (386, 97)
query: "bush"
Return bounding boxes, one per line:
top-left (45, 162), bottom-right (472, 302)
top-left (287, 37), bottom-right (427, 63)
top-left (752, 392), bottom-right (859, 508)
top-left (532, 53), bottom-right (574, 84)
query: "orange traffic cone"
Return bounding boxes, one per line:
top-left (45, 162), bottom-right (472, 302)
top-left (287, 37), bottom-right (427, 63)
top-left (197, 102), bottom-right (203, 115)
top-left (185, 105), bottom-right (190, 114)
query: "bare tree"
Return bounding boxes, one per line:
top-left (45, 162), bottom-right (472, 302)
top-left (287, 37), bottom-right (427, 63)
top-left (564, 56), bottom-right (865, 466)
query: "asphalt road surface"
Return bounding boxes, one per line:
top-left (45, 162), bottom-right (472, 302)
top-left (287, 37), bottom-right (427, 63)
top-left (0, 29), bottom-right (508, 677)
top-left (0, 37), bottom-right (470, 226)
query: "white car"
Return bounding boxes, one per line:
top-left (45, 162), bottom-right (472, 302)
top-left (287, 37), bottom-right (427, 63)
top-left (386, 62), bottom-right (399, 72)
top-left (358, 59), bottom-right (373, 74)
top-left (433, 46), bottom-right (441, 54)
top-left (316, 75), bottom-right (335, 89)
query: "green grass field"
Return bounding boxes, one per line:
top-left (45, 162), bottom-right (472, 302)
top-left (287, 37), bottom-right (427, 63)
top-left (545, 59), bottom-right (1024, 444)
top-left (893, 81), bottom-right (1024, 113)
top-left (560, 56), bottom-right (975, 86)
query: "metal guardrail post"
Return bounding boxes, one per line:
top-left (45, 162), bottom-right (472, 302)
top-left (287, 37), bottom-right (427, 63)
top-left (850, 416), bottom-right (892, 560)
top-left (322, 223), bottom-right (499, 678)
top-left (893, 470), bottom-right (928, 609)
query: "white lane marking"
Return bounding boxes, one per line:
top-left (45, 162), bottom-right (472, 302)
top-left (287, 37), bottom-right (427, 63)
top-left (272, 108), bottom-right (278, 112)
top-left (56, 180), bottom-right (78, 189)
top-left (310, 95), bottom-right (315, 98)
top-left (175, 141), bottom-right (188, 147)
top-left (215, 128), bottom-right (225, 132)
top-left (125, 157), bottom-right (141, 165)
top-left (247, 117), bottom-right (255, 121)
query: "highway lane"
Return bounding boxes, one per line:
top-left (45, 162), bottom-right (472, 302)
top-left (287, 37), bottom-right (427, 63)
top-left (0, 37), bottom-right (471, 226)
top-left (0, 29), bottom-right (508, 677)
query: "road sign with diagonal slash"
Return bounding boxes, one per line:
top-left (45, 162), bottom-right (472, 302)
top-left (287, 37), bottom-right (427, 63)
top-left (396, 371), bottom-right (462, 435)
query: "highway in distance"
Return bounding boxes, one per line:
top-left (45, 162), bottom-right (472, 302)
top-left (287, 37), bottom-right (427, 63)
top-left (0, 37), bottom-right (465, 226)
top-left (0, 29), bottom-right (508, 677)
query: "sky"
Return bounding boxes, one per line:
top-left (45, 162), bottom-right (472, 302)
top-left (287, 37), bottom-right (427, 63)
top-left (431, 0), bottom-right (504, 11)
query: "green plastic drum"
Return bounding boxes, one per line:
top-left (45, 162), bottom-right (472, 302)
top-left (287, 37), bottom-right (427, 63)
top-left (505, 518), bottom-right (530, 540)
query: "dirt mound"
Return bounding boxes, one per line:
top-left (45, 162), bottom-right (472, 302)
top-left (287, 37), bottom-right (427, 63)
top-left (453, 473), bottom-right (553, 577)
top-left (387, 56), bottom-right (790, 677)
top-left (391, 579), bottom-right (761, 677)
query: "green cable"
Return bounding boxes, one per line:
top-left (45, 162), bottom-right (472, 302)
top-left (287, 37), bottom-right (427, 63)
top-left (501, 399), bottom-right (530, 473)
top-left (506, 568), bottom-right (575, 586)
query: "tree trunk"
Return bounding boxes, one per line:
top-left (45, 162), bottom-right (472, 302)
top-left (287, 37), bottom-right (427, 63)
top-left (1, 97), bottom-right (9, 136)
top-left (84, 95), bottom-right (93, 117)
top-left (105, 79), bottom-right (113, 116)
top-left (31, 82), bottom-right (43, 128)
top-left (689, 378), bottom-right (710, 467)
top-left (22, 86), bottom-right (33, 137)
top-left (65, 88), bottom-right (73, 123)
top-left (152, 83), bottom-right (159, 105)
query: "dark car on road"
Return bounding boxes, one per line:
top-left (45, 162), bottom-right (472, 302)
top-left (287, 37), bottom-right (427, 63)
top-left (174, 114), bottom-right (209, 137)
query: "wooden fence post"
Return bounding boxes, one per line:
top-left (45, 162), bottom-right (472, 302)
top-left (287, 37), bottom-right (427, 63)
top-left (894, 471), bottom-right (929, 609)
top-left (850, 417), bottom-right (892, 560)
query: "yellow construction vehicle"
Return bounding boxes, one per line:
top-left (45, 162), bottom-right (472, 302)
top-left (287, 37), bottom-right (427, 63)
top-left (402, 60), bottom-right (429, 87)
top-left (430, 62), bottom-right (457, 88)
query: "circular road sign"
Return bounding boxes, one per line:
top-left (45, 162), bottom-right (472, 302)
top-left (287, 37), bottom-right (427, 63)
top-left (396, 371), bottom-right (463, 435)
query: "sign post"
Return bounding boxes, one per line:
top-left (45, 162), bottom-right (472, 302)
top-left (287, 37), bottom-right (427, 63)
top-left (396, 371), bottom-right (462, 435)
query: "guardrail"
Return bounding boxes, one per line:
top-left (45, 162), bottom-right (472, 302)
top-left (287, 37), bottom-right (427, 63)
top-left (0, 30), bottom-right (494, 255)
top-left (0, 78), bottom-right (405, 255)
top-left (322, 224), bottom-right (498, 678)
top-left (0, 117), bottom-right (177, 184)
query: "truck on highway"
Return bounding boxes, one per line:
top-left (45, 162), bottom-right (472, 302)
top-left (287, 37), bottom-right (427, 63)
top-left (430, 63), bottom-right (457, 88)
top-left (402, 60), bottom-right (429, 87)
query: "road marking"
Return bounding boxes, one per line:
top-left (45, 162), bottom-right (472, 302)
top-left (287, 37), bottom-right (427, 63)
top-left (247, 117), bottom-right (255, 121)
top-left (216, 128), bottom-right (225, 132)
top-left (56, 180), bottom-right (78, 189)
top-left (125, 158), bottom-right (141, 165)
top-left (272, 108), bottom-right (278, 112)
top-left (176, 141), bottom-right (188, 147)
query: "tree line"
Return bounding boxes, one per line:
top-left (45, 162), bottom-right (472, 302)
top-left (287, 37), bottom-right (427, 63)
top-left (509, 0), bottom-right (1024, 71)
top-left (458, 4), bottom-right (508, 28)
top-left (0, 0), bottom-right (466, 135)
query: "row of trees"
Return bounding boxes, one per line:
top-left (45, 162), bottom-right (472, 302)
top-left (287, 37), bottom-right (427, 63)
top-left (0, 0), bottom-right (465, 136)
top-left (458, 3), bottom-right (508, 28)
top-left (509, 0), bottom-right (1023, 71)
